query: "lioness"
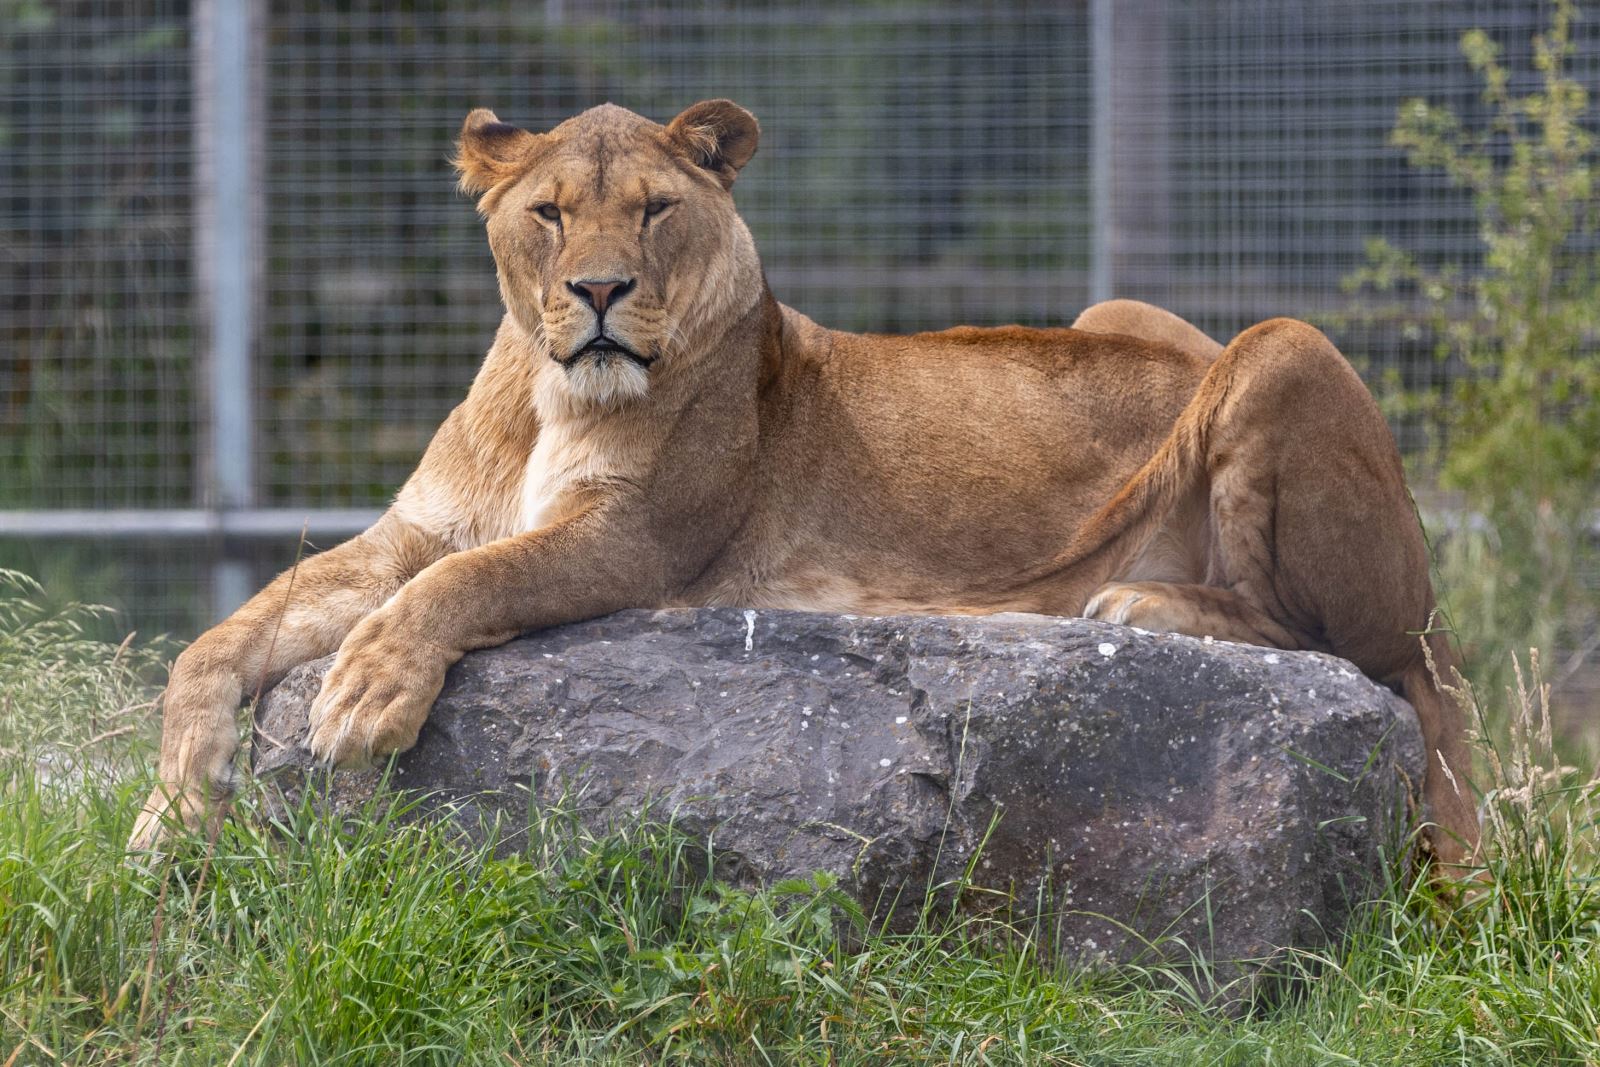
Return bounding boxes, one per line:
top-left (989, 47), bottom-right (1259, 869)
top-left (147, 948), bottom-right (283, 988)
top-left (131, 100), bottom-right (1479, 866)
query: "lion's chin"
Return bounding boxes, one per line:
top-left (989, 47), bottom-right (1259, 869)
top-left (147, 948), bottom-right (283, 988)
top-left (556, 351), bottom-right (652, 410)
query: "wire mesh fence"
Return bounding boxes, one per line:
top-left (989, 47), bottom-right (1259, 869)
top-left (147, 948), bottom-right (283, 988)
top-left (2, 0), bottom-right (1595, 636)
top-left (1, 0), bottom-right (195, 512)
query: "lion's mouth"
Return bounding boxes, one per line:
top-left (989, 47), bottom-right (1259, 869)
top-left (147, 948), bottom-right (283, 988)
top-left (565, 336), bottom-right (654, 370)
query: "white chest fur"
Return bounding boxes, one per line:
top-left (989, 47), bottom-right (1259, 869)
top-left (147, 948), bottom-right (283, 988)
top-left (519, 419), bottom-right (613, 533)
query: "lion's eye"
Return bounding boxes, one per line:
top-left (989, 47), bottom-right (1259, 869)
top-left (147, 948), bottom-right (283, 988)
top-left (643, 198), bottom-right (673, 221)
top-left (533, 204), bottom-right (561, 223)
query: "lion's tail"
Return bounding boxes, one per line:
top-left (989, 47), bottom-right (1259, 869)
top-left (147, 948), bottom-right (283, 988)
top-left (1399, 628), bottom-right (1482, 865)
top-left (1052, 354), bottom-right (1239, 577)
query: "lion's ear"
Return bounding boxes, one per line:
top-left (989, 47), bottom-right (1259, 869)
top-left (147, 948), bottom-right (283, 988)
top-left (666, 100), bottom-right (759, 189)
top-left (454, 109), bottom-right (539, 196)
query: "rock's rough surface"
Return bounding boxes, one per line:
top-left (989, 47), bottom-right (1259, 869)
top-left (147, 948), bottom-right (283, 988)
top-left (255, 609), bottom-right (1422, 974)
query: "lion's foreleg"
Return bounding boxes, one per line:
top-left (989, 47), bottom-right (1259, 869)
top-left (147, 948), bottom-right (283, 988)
top-left (304, 507), bottom-right (674, 769)
top-left (128, 515), bottom-right (448, 851)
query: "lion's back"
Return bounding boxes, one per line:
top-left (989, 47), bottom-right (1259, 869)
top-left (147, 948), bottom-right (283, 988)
top-left (813, 320), bottom-right (1211, 452)
top-left (727, 311), bottom-right (1213, 607)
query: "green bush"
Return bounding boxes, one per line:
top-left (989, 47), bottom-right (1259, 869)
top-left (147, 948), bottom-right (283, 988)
top-left (1343, 0), bottom-right (1599, 721)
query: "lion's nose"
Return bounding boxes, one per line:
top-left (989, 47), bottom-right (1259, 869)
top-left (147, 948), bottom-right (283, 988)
top-left (567, 278), bottom-right (635, 315)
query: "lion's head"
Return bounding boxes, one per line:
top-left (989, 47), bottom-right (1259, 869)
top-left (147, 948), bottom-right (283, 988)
top-left (454, 100), bottom-right (763, 409)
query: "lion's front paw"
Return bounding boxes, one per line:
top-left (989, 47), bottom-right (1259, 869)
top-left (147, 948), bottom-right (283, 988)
top-left (306, 612), bottom-right (452, 768)
top-left (128, 682), bottom-right (240, 854)
top-left (128, 779), bottom-right (229, 854)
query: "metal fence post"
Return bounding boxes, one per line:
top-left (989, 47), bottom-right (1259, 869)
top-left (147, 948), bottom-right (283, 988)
top-left (1088, 0), bottom-right (1113, 305)
top-left (194, 0), bottom-right (262, 620)
top-left (1089, 0), bottom-right (1175, 310)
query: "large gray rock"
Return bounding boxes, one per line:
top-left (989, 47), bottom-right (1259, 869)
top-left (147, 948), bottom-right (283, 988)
top-left (254, 608), bottom-right (1421, 978)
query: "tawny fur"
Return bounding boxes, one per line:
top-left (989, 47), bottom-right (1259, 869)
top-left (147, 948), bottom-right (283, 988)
top-left (131, 100), bottom-right (1479, 868)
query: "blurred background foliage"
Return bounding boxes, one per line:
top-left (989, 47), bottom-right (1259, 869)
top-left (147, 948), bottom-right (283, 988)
top-left (1342, 0), bottom-right (1598, 732)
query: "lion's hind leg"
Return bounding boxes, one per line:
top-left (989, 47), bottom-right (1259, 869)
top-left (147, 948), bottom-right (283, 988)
top-left (1072, 299), bottom-right (1224, 363)
top-left (1084, 580), bottom-right (1319, 651)
top-left (1078, 315), bottom-right (1479, 865)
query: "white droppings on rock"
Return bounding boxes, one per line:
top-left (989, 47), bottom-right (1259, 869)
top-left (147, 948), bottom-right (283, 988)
top-left (1098, 642), bottom-right (1117, 658)
top-left (743, 609), bottom-right (757, 651)
top-left (1264, 653), bottom-right (1281, 665)
top-left (879, 757), bottom-right (892, 768)
top-left (895, 715), bottom-right (908, 725)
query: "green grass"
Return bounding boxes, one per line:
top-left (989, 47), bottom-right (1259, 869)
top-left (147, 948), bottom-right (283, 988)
top-left (3, 570), bottom-right (1599, 1065)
